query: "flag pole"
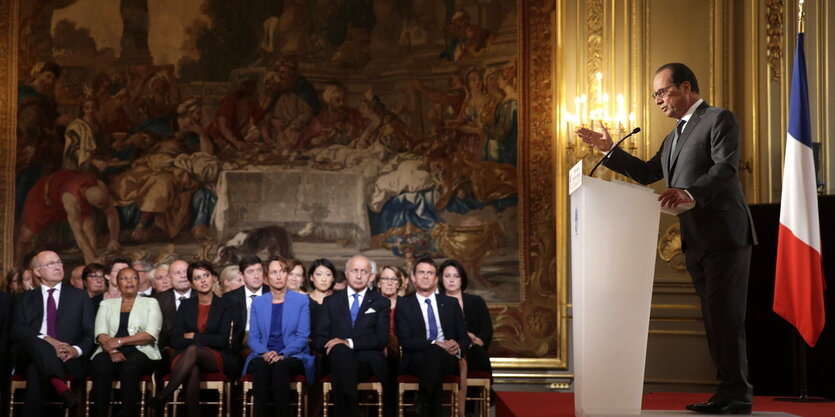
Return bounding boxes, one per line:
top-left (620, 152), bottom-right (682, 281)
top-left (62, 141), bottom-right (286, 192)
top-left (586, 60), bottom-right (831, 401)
top-left (774, 0), bottom-right (832, 404)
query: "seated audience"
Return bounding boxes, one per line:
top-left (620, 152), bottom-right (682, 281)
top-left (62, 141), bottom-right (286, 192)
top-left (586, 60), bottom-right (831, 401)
top-left (11, 251), bottom-right (95, 415)
top-left (333, 270), bottom-right (347, 292)
top-left (69, 265), bottom-right (85, 290)
top-left (152, 261), bottom-right (241, 417)
top-left (242, 256), bottom-right (314, 417)
top-left (90, 267), bottom-right (162, 417)
top-left (0, 289), bottom-right (10, 395)
top-left (306, 258), bottom-right (337, 326)
top-left (82, 263), bottom-right (107, 312)
top-left (395, 257), bottom-right (469, 417)
top-left (438, 259), bottom-right (493, 375)
top-left (286, 259), bottom-right (306, 293)
top-left (153, 259), bottom-right (192, 356)
top-left (5, 268), bottom-right (24, 294)
top-left (103, 258), bottom-right (130, 300)
top-left (225, 254), bottom-right (269, 359)
top-left (219, 264), bottom-right (244, 294)
top-left (151, 263), bottom-right (172, 293)
top-left (132, 259), bottom-right (155, 296)
top-left (313, 255), bottom-right (392, 417)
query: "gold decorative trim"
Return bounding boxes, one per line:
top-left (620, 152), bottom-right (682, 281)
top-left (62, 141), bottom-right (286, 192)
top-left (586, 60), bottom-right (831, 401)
top-left (657, 223), bottom-right (686, 271)
top-left (649, 330), bottom-right (706, 336)
top-left (0, 0), bottom-right (19, 273)
top-left (766, 0), bottom-right (784, 82)
top-left (493, 372), bottom-right (573, 379)
top-left (487, 0), bottom-right (565, 369)
top-left (586, 0), bottom-right (603, 102)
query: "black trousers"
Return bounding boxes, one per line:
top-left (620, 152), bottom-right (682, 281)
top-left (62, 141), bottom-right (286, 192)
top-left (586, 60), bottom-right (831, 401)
top-left (404, 344), bottom-right (459, 417)
top-left (327, 344), bottom-right (394, 417)
top-left (466, 345), bottom-right (492, 375)
top-left (686, 244), bottom-right (753, 402)
top-left (249, 356), bottom-right (304, 417)
top-left (16, 336), bottom-right (83, 417)
top-left (90, 350), bottom-right (158, 417)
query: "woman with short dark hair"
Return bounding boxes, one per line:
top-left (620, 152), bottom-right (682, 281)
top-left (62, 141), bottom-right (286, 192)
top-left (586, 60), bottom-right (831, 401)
top-left (438, 259), bottom-right (493, 375)
top-left (90, 267), bottom-right (161, 417)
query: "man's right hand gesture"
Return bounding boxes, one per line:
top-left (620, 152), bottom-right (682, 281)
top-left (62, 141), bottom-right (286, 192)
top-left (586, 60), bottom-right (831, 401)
top-left (576, 121), bottom-right (614, 152)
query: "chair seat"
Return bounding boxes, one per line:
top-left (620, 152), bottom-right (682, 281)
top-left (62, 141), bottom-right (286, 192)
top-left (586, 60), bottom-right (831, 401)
top-left (397, 374), bottom-right (460, 384)
top-left (162, 372), bottom-right (227, 382)
top-left (85, 374), bottom-right (153, 382)
top-left (467, 371), bottom-right (492, 379)
top-left (10, 374), bottom-right (75, 382)
top-left (321, 375), bottom-right (380, 383)
top-left (240, 374), bottom-right (306, 383)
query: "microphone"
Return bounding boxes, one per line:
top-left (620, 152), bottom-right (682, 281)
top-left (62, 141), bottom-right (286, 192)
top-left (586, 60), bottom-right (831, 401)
top-left (589, 127), bottom-right (641, 177)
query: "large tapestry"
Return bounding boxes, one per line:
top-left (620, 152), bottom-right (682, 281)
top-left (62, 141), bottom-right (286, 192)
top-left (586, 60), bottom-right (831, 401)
top-left (0, 0), bottom-right (562, 366)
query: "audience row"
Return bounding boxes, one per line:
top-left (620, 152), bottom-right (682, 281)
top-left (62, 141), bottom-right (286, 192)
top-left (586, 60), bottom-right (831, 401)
top-left (0, 250), bottom-right (493, 417)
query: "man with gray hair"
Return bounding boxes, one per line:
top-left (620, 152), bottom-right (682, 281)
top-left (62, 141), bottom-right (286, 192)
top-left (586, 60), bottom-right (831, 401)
top-left (314, 255), bottom-right (392, 417)
top-left (133, 259), bottom-right (155, 297)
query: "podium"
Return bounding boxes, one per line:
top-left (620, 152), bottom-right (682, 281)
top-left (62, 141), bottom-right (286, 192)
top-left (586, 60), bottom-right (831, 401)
top-left (570, 174), bottom-right (661, 417)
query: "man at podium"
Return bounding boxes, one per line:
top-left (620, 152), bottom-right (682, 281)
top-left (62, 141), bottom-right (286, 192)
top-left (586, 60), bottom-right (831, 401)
top-left (576, 63), bottom-right (757, 415)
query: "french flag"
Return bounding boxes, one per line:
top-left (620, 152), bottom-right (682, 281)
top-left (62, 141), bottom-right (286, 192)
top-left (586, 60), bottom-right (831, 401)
top-left (773, 32), bottom-right (826, 347)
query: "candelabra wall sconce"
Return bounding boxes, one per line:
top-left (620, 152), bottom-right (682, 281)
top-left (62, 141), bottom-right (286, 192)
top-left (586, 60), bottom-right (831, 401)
top-left (564, 72), bottom-right (638, 180)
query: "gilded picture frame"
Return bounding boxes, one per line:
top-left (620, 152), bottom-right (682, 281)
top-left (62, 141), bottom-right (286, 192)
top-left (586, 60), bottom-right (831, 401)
top-left (0, 0), bottom-right (566, 369)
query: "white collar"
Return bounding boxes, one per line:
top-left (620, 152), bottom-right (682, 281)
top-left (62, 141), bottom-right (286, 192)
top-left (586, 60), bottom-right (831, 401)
top-left (245, 286), bottom-right (262, 297)
top-left (347, 287), bottom-right (367, 298)
top-left (415, 292), bottom-right (437, 304)
top-left (679, 98), bottom-right (704, 123)
top-left (41, 282), bottom-right (62, 293)
top-left (174, 288), bottom-right (192, 298)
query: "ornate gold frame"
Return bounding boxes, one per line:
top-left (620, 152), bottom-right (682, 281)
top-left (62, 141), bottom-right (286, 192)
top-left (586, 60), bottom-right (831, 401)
top-left (0, 0), bottom-right (567, 369)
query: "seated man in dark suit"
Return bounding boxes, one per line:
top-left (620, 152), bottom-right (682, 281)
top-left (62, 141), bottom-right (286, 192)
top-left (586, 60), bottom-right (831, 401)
top-left (224, 253), bottom-right (268, 358)
top-left (153, 259), bottom-right (192, 379)
top-left (395, 257), bottom-right (469, 417)
top-left (11, 250), bottom-right (95, 415)
top-left (313, 255), bottom-right (392, 417)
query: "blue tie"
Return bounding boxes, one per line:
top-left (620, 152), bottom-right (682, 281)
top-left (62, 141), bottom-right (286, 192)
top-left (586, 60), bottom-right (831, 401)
top-left (425, 298), bottom-right (439, 341)
top-left (350, 293), bottom-right (360, 325)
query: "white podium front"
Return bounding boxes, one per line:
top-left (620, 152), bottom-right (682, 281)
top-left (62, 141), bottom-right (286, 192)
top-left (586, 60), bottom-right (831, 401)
top-left (570, 174), bottom-right (661, 417)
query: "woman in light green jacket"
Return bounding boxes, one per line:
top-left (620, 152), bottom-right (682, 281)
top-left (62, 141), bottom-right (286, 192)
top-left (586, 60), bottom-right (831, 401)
top-left (89, 267), bottom-right (162, 417)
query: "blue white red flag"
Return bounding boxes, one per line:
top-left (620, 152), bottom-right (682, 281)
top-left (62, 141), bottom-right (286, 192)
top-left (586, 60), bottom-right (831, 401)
top-left (773, 33), bottom-right (826, 347)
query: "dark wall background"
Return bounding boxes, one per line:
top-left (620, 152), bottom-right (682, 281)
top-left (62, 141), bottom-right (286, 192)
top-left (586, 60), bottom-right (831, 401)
top-left (747, 195), bottom-right (835, 398)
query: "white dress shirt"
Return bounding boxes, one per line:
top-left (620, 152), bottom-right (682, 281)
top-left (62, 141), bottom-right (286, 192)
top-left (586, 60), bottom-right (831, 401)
top-left (174, 288), bottom-right (192, 311)
top-left (245, 286), bottom-right (263, 331)
top-left (415, 292), bottom-right (446, 342)
top-left (344, 287), bottom-right (368, 349)
top-left (38, 283), bottom-right (83, 356)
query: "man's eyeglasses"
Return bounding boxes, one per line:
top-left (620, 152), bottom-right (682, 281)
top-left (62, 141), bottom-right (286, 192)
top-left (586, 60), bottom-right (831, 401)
top-left (38, 260), bottom-right (63, 269)
top-left (651, 83), bottom-right (681, 99)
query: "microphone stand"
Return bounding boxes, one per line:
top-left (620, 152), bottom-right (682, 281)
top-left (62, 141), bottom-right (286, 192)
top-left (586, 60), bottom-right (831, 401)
top-left (588, 127), bottom-right (641, 177)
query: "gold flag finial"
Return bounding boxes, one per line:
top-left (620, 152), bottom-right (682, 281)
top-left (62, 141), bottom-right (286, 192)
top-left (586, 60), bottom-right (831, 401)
top-left (798, 0), bottom-right (806, 33)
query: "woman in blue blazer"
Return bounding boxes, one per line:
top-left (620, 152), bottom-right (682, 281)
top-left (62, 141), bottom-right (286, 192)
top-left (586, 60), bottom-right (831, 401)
top-left (242, 256), bottom-right (314, 417)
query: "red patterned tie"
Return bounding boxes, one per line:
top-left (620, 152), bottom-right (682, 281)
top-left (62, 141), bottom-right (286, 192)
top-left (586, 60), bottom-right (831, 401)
top-left (47, 288), bottom-right (57, 338)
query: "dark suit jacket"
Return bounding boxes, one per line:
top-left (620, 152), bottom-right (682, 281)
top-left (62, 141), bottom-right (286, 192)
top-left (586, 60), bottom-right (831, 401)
top-left (0, 291), bottom-right (11, 357)
top-left (313, 288), bottom-right (390, 353)
top-left (153, 288), bottom-right (192, 350)
top-left (462, 293), bottom-right (493, 350)
top-left (11, 285), bottom-right (95, 378)
top-left (222, 285), bottom-right (269, 353)
top-left (395, 292), bottom-right (470, 373)
top-left (604, 101), bottom-right (757, 252)
top-left (171, 294), bottom-right (241, 377)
